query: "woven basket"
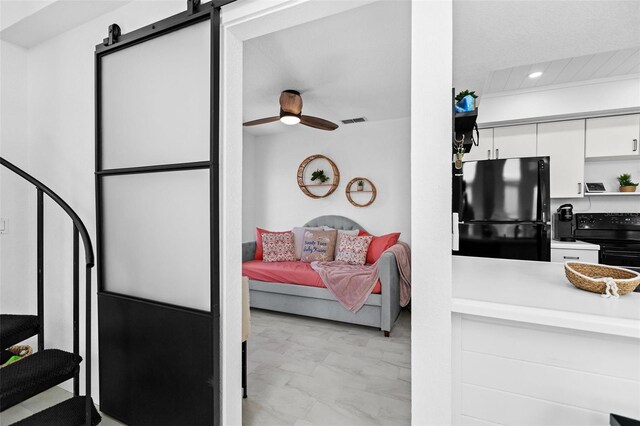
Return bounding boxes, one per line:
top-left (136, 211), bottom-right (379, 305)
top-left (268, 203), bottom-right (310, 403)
top-left (565, 262), bottom-right (640, 295)
top-left (1, 345), bottom-right (33, 368)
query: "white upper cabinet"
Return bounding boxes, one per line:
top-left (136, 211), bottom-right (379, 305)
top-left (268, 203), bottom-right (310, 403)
top-left (493, 124), bottom-right (537, 160)
top-left (585, 114), bottom-right (640, 158)
top-left (463, 128), bottom-right (494, 162)
top-left (537, 120), bottom-right (585, 198)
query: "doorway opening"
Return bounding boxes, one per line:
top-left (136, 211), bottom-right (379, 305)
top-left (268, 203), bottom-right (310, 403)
top-left (239, 1), bottom-right (412, 424)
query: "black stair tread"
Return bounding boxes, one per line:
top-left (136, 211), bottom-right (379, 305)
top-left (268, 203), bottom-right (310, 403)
top-left (11, 396), bottom-right (101, 426)
top-left (0, 315), bottom-right (39, 350)
top-left (0, 349), bottom-right (81, 411)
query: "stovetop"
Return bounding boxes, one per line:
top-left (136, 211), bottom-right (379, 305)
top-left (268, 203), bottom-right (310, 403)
top-left (573, 214), bottom-right (640, 275)
top-left (575, 213), bottom-right (640, 230)
top-left (574, 213), bottom-right (640, 243)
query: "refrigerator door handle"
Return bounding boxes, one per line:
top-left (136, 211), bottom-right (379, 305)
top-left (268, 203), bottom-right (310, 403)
top-left (537, 160), bottom-right (547, 223)
top-left (537, 223), bottom-right (551, 261)
top-left (452, 212), bottom-right (460, 251)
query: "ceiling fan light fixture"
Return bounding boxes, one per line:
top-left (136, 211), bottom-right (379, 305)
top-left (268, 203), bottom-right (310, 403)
top-left (243, 91), bottom-right (338, 131)
top-left (280, 114), bottom-right (301, 125)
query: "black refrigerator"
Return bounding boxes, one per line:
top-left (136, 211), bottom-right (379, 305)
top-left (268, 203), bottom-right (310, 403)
top-left (452, 156), bottom-right (551, 261)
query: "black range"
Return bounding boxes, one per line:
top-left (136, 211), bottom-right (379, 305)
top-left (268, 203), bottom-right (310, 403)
top-left (574, 213), bottom-right (640, 273)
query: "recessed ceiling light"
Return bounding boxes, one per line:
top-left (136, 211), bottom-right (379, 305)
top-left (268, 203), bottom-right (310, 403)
top-left (528, 71), bottom-right (543, 79)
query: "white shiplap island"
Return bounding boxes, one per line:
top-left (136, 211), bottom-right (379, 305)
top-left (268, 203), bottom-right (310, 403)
top-left (452, 256), bottom-right (640, 426)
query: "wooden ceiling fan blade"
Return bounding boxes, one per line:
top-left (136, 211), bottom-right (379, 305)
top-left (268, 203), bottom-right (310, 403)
top-left (300, 115), bottom-right (339, 131)
top-left (243, 116), bottom-right (280, 126)
top-left (279, 90), bottom-right (303, 114)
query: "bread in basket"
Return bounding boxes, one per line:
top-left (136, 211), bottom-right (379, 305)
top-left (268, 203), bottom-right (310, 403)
top-left (564, 262), bottom-right (640, 295)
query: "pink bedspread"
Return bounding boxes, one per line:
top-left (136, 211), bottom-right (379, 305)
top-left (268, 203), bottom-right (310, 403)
top-left (242, 260), bottom-right (382, 294)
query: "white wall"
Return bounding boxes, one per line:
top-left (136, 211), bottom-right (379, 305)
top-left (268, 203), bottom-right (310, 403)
top-left (479, 76), bottom-right (640, 124)
top-left (242, 131), bottom-right (256, 241)
top-left (14, 0), bottom-right (185, 399)
top-left (411, 0), bottom-right (453, 424)
top-left (0, 40), bottom-right (35, 323)
top-left (244, 117), bottom-right (411, 241)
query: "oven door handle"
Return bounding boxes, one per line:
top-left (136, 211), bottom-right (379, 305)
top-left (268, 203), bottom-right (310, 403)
top-left (602, 252), bottom-right (640, 259)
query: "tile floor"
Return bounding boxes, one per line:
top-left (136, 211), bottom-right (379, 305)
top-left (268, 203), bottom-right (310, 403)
top-left (243, 309), bottom-right (411, 425)
top-left (0, 385), bottom-right (124, 425)
top-left (1, 309), bottom-right (410, 426)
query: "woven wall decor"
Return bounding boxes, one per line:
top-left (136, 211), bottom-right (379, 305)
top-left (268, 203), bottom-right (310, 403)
top-left (297, 154), bottom-right (340, 199)
top-left (345, 177), bottom-right (377, 207)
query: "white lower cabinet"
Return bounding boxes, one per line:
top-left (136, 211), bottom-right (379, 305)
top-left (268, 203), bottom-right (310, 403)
top-left (453, 315), bottom-right (640, 426)
top-left (537, 120), bottom-right (585, 198)
top-left (551, 248), bottom-right (599, 263)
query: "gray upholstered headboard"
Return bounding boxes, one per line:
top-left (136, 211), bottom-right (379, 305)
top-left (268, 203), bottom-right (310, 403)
top-left (304, 215), bottom-right (363, 231)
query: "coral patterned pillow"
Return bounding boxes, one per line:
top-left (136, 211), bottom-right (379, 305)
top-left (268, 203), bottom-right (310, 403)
top-left (262, 232), bottom-right (296, 262)
top-left (254, 227), bottom-right (290, 260)
top-left (335, 235), bottom-right (373, 265)
top-left (333, 229), bottom-right (359, 257)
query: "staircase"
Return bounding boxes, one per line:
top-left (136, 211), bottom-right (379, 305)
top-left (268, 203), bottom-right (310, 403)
top-left (0, 157), bottom-right (101, 426)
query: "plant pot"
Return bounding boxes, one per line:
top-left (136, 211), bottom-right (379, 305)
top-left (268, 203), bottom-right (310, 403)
top-left (619, 186), bottom-right (637, 193)
top-left (357, 184), bottom-right (364, 192)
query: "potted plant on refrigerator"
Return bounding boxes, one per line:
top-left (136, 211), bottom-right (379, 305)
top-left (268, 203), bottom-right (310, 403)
top-left (617, 173), bottom-right (638, 192)
top-left (454, 89), bottom-right (478, 112)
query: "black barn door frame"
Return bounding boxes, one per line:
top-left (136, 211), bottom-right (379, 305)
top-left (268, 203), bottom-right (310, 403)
top-left (95, 1), bottom-right (234, 424)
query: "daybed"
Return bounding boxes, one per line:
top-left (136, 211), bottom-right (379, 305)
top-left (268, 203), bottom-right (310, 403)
top-left (242, 215), bottom-right (401, 336)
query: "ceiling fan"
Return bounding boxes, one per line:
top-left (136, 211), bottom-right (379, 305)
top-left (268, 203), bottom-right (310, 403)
top-left (243, 90), bottom-right (339, 131)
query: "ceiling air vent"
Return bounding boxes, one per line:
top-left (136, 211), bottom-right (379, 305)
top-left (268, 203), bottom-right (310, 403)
top-left (341, 117), bottom-right (368, 124)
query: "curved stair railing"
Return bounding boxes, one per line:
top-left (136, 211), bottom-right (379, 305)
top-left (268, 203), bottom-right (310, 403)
top-left (0, 157), bottom-right (98, 426)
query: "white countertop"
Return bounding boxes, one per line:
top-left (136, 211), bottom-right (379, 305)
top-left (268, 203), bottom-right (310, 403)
top-left (452, 256), bottom-right (640, 338)
top-left (551, 239), bottom-right (600, 250)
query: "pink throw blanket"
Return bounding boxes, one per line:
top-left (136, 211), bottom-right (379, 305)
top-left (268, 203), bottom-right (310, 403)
top-left (311, 242), bottom-right (412, 312)
top-left (387, 241), bottom-right (412, 307)
top-left (310, 261), bottom-right (379, 313)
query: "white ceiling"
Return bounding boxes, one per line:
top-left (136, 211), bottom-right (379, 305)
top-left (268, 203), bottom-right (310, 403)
top-left (484, 47), bottom-right (640, 94)
top-left (242, 1), bottom-right (411, 136)
top-left (244, 0), bottom-right (640, 137)
top-left (5, 0), bottom-right (635, 134)
top-left (0, 0), bottom-right (132, 48)
top-left (453, 0), bottom-right (640, 95)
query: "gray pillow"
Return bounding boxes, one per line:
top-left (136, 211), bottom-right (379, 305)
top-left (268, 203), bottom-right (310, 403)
top-left (323, 227), bottom-right (359, 257)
